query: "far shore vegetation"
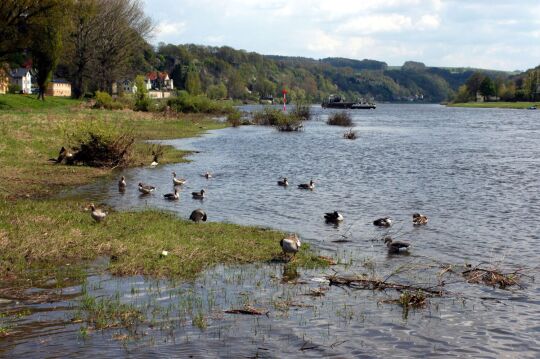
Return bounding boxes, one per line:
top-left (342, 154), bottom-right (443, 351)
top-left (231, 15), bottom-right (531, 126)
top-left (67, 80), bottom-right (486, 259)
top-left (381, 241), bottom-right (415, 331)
top-left (447, 101), bottom-right (538, 109)
top-left (0, 94), bottom-right (327, 288)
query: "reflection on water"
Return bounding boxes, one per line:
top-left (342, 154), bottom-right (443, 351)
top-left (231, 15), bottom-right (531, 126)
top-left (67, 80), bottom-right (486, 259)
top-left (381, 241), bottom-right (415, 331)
top-left (1, 104), bottom-right (540, 358)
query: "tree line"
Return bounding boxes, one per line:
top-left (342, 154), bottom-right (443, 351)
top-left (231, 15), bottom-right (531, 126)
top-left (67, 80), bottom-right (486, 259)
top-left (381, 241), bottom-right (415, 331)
top-left (1, 1), bottom-right (538, 103)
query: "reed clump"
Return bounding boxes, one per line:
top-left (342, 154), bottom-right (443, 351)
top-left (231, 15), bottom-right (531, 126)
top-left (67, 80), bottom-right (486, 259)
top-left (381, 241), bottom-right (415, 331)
top-left (327, 112), bottom-right (353, 126)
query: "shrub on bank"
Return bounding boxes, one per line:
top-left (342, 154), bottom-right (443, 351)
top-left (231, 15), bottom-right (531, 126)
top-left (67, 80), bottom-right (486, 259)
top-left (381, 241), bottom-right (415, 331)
top-left (167, 91), bottom-right (235, 114)
top-left (327, 112), bottom-right (353, 126)
top-left (252, 107), bottom-right (303, 131)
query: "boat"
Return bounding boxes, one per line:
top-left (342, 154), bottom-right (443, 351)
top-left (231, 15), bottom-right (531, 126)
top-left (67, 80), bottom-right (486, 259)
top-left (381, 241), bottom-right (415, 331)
top-left (322, 95), bottom-right (376, 109)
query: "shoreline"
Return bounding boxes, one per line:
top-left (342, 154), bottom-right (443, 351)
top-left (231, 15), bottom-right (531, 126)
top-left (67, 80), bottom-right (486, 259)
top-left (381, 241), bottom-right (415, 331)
top-left (0, 96), bottom-right (325, 288)
top-left (447, 101), bottom-right (538, 109)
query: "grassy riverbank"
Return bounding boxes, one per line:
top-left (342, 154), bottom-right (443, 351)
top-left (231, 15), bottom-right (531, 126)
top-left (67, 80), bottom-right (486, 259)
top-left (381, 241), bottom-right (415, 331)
top-left (448, 101), bottom-right (538, 109)
top-left (0, 95), bottom-right (325, 285)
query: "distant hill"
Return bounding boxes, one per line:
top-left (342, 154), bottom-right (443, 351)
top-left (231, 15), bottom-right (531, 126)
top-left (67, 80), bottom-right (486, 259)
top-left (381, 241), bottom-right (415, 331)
top-left (153, 44), bottom-right (519, 103)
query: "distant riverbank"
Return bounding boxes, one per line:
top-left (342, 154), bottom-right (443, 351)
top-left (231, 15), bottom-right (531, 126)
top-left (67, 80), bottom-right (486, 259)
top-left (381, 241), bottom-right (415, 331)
top-left (448, 101), bottom-right (538, 109)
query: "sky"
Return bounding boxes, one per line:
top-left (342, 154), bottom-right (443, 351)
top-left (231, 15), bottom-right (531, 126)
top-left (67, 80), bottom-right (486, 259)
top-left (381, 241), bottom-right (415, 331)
top-left (142, 0), bottom-right (540, 71)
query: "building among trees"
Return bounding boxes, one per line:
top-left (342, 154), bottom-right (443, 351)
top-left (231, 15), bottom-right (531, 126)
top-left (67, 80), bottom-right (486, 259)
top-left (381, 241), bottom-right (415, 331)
top-left (9, 68), bottom-right (32, 94)
top-left (46, 78), bottom-right (71, 97)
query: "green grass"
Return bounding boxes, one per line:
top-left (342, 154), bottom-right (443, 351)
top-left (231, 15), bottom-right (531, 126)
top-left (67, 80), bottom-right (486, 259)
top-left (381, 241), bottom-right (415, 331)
top-left (0, 94), bottom-right (81, 111)
top-left (0, 94), bottom-right (327, 283)
top-left (448, 101), bottom-right (538, 109)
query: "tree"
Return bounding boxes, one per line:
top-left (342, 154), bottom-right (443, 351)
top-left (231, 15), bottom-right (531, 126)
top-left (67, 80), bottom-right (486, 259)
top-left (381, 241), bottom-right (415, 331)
top-left (30, 2), bottom-right (66, 100)
top-left (0, 0), bottom-right (61, 60)
top-left (207, 82), bottom-right (227, 99)
top-left (479, 77), bottom-right (496, 101)
top-left (184, 65), bottom-right (201, 95)
top-left (465, 71), bottom-right (485, 100)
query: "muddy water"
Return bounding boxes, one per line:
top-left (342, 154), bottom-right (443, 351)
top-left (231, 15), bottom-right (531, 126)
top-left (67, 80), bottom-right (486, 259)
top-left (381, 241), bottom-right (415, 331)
top-left (1, 104), bottom-right (539, 358)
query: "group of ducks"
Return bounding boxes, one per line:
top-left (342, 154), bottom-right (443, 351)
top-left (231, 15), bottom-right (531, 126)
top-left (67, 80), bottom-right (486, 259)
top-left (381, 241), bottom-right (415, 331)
top-left (88, 171), bottom-right (213, 224)
top-left (91, 169), bottom-right (429, 260)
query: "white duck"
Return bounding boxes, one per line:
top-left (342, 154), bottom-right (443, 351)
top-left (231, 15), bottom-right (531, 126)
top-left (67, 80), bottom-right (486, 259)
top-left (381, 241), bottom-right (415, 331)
top-left (89, 203), bottom-right (107, 222)
top-left (172, 171), bottom-right (186, 186)
top-left (163, 188), bottom-right (179, 201)
top-left (280, 234), bottom-right (301, 261)
top-left (150, 154), bottom-right (159, 167)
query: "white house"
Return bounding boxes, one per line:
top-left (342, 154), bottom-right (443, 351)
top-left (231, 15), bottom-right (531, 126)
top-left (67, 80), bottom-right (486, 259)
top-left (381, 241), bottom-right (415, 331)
top-left (10, 68), bottom-right (32, 94)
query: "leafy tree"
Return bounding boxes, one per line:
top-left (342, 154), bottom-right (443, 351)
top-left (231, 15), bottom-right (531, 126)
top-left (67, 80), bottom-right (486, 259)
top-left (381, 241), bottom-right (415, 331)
top-left (207, 82), bottom-right (227, 99)
top-left (479, 77), bottom-right (496, 100)
top-left (185, 65), bottom-right (201, 95)
top-left (465, 71), bottom-right (485, 99)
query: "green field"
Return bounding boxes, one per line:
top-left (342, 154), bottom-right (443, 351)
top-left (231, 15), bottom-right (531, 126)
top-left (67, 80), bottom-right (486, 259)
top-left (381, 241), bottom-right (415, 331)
top-left (448, 101), bottom-right (538, 109)
top-left (0, 94), bottom-right (326, 285)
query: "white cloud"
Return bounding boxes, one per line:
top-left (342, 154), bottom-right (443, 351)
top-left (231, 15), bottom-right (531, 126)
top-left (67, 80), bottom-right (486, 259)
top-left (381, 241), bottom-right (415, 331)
top-left (336, 14), bottom-right (413, 34)
top-left (416, 14), bottom-right (440, 30)
top-left (155, 20), bottom-right (186, 36)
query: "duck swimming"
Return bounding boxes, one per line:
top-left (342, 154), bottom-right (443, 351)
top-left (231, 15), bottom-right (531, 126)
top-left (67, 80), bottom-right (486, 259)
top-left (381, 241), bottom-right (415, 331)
top-left (324, 211), bottom-right (344, 223)
top-left (172, 172), bottom-right (186, 185)
top-left (163, 188), bottom-right (179, 201)
top-left (298, 180), bottom-right (315, 190)
top-left (118, 176), bottom-right (126, 191)
top-left (189, 209), bottom-right (207, 222)
top-left (203, 171), bottom-right (212, 179)
top-left (277, 177), bottom-right (289, 186)
top-left (384, 237), bottom-right (410, 254)
top-left (373, 217), bottom-right (392, 227)
top-left (192, 189), bottom-right (205, 199)
top-left (150, 154), bottom-right (159, 167)
top-left (280, 234), bottom-right (301, 261)
top-left (412, 213), bottom-right (428, 225)
top-left (138, 182), bottom-right (156, 195)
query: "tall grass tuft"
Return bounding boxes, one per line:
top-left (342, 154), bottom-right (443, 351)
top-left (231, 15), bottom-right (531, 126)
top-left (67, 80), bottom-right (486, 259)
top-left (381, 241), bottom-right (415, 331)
top-left (252, 107), bottom-right (303, 131)
top-left (167, 91), bottom-right (235, 114)
top-left (327, 112), bottom-right (353, 126)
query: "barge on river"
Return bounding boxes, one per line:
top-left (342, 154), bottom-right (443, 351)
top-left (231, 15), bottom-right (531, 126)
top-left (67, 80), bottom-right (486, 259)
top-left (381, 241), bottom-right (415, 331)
top-left (322, 95), bottom-right (376, 109)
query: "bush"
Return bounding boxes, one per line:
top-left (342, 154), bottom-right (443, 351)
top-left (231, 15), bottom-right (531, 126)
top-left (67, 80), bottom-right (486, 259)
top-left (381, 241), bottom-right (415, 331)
top-left (8, 83), bottom-right (21, 94)
top-left (327, 112), bottom-right (353, 126)
top-left (67, 121), bottom-right (134, 167)
top-left (290, 103), bottom-right (311, 121)
top-left (93, 91), bottom-right (124, 110)
top-left (227, 111), bottom-right (242, 127)
top-left (252, 107), bottom-right (303, 131)
top-left (167, 91), bottom-right (235, 114)
top-left (343, 129), bottom-right (357, 140)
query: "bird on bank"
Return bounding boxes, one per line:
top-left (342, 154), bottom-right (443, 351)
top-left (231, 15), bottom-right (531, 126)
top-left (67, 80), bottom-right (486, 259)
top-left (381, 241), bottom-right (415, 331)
top-left (89, 203), bottom-right (107, 223)
top-left (373, 217), bottom-right (392, 227)
top-left (384, 237), bottom-right (410, 254)
top-left (298, 180), bottom-right (315, 190)
top-left (118, 176), bottom-right (126, 192)
top-left (192, 189), bottom-right (205, 199)
top-left (277, 177), bottom-right (289, 186)
top-left (324, 211), bottom-right (344, 223)
top-left (138, 182), bottom-right (156, 195)
top-left (163, 188), bottom-right (179, 201)
top-left (280, 234), bottom-right (301, 261)
top-left (172, 171), bottom-right (186, 185)
top-left (150, 154), bottom-right (159, 167)
top-left (189, 208), bottom-right (207, 222)
top-left (412, 213), bottom-right (428, 225)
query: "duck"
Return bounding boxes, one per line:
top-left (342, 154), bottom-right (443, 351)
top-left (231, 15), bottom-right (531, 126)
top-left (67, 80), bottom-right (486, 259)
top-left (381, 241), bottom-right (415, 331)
top-left (298, 180), bottom-right (315, 190)
top-left (373, 217), bottom-right (392, 227)
top-left (384, 237), bottom-right (410, 254)
top-left (280, 234), bottom-right (301, 261)
top-left (277, 177), bottom-right (289, 186)
top-left (324, 211), bottom-right (344, 223)
top-left (203, 171), bottom-right (212, 179)
top-left (412, 213), bottom-right (428, 225)
top-left (172, 171), bottom-right (186, 185)
top-left (138, 182), bottom-right (156, 195)
top-left (118, 176), bottom-right (126, 191)
top-left (189, 208), bottom-right (207, 222)
top-left (89, 203), bottom-right (107, 222)
top-left (150, 154), bottom-right (159, 167)
top-left (192, 189), bottom-right (205, 199)
top-left (163, 188), bottom-right (179, 201)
